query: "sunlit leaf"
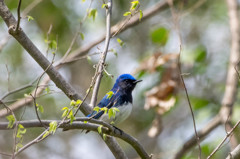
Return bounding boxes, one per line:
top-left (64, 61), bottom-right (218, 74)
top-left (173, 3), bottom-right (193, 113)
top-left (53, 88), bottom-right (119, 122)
top-left (139, 10), bottom-right (143, 21)
top-left (49, 121), bottom-right (58, 134)
top-left (108, 108), bottom-right (113, 119)
top-left (101, 107), bottom-right (108, 114)
top-left (106, 91), bottom-right (114, 99)
top-left (102, 4), bottom-right (107, 8)
top-left (93, 106), bottom-right (100, 113)
top-left (6, 115), bottom-right (15, 128)
top-left (27, 15), bottom-right (34, 21)
top-left (42, 130), bottom-right (50, 139)
top-left (97, 125), bottom-right (103, 134)
top-left (16, 124), bottom-right (26, 138)
top-left (37, 105), bottom-right (44, 113)
top-left (89, 9), bottom-right (97, 21)
top-left (123, 11), bottom-right (131, 16)
top-left (117, 38), bottom-right (124, 47)
top-left (130, 1), bottom-right (139, 10)
top-left (103, 134), bottom-right (107, 140)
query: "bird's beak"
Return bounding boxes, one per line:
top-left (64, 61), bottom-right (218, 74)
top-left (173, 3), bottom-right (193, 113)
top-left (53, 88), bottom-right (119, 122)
top-left (133, 79), bottom-right (142, 84)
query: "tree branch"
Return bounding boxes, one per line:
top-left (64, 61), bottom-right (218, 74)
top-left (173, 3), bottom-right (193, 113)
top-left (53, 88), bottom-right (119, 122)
top-left (226, 144), bottom-right (240, 159)
top-left (0, 119), bottom-right (151, 159)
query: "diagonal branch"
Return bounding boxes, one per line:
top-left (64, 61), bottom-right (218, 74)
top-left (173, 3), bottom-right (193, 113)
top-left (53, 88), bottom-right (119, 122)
top-left (90, 0), bottom-right (112, 107)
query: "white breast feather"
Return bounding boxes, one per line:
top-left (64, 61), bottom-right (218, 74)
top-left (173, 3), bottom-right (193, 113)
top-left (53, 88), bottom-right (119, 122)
top-left (99, 102), bottom-right (133, 124)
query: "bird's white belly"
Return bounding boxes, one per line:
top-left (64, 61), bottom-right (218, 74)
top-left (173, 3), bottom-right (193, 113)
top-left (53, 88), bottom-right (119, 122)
top-left (100, 103), bottom-right (133, 125)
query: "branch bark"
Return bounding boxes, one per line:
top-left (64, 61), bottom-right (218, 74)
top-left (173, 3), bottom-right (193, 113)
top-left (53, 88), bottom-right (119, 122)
top-left (226, 144), bottom-right (240, 159)
top-left (0, 119), bottom-right (151, 159)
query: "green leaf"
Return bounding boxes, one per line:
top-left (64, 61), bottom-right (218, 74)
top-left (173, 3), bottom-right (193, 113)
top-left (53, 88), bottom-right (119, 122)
top-left (101, 107), bottom-right (108, 114)
top-left (102, 4), bottom-right (107, 8)
top-left (61, 107), bottom-right (68, 111)
top-left (70, 114), bottom-right (75, 125)
top-left (67, 110), bottom-right (75, 124)
top-left (191, 96), bottom-right (209, 110)
top-left (103, 134), bottom-right (107, 141)
top-left (79, 32), bottom-right (84, 40)
top-left (97, 125), bottom-right (103, 134)
top-left (62, 107), bottom-right (69, 118)
top-left (45, 87), bottom-right (50, 94)
top-left (16, 124), bottom-right (26, 139)
top-left (108, 108), bottom-right (113, 119)
top-left (89, 9), bottom-right (97, 21)
top-left (109, 107), bottom-right (119, 119)
top-left (16, 143), bottom-right (23, 152)
top-left (117, 38), bottom-right (124, 47)
top-left (93, 106), bottom-right (100, 113)
top-left (130, 1), bottom-right (139, 10)
top-left (150, 27), bottom-right (169, 46)
top-left (139, 10), bottom-right (143, 21)
top-left (49, 40), bottom-right (57, 49)
top-left (112, 107), bottom-right (120, 112)
top-left (106, 91), bottom-right (114, 99)
top-left (194, 46), bottom-right (207, 62)
top-left (42, 130), bottom-right (50, 139)
top-left (110, 121), bottom-right (115, 125)
top-left (27, 15), bottom-right (34, 21)
top-left (49, 121), bottom-right (58, 134)
top-left (123, 11), bottom-right (131, 16)
top-left (83, 121), bottom-right (88, 124)
top-left (6, 115), bottom-right (15, 128)
top-left (87, 56), bottom-right (92, 64)
top-left (70, 100), bottom-right (76, 106)
top-left (37, 105), bottom-right (44, 113)
top-left (76, 99), bottom-right (82, 105)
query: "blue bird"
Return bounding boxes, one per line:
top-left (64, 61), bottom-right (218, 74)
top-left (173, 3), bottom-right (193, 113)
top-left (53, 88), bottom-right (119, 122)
top-left (87, 74), bottom-right (142, 125)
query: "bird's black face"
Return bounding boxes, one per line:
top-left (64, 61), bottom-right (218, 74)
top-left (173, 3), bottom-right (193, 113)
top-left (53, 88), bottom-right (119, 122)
top-left (119, 79), bottom-right (142, 93)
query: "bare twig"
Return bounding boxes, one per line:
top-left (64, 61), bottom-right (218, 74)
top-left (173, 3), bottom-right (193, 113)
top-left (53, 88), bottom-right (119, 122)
top-left (167, 0), bottom-right (201, 158)
top-left (207, 119), bottom-right (240, 159)
top-left (90, 0), bottom-right (112, 107)
top-left (16, 0), bottom-right (22, 32)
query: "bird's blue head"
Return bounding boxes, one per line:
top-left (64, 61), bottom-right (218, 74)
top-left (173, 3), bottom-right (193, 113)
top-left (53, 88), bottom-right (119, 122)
top-left (112, 74), bottom-right (142, 93)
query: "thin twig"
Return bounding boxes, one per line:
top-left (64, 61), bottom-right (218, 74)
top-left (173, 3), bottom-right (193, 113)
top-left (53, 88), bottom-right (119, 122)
top-left (167, 0), bottom-right (201, 158)
top-left (16, 0), bottom-right (22, 32)
top-left (90, 0), bottom-right (112, 107)
top-left (207, 119), bottom-right (240, 159)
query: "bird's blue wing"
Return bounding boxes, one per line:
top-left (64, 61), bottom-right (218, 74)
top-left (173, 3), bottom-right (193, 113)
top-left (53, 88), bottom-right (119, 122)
top-left (87, 91), bottom-right (120, 119)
